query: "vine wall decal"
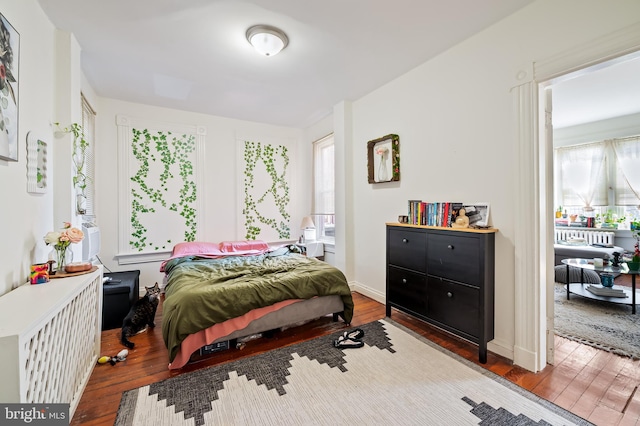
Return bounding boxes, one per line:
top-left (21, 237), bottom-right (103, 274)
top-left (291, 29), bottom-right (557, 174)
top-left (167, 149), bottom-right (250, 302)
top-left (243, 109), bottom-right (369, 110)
top-left (242, 140), bottom-right (291, 240)
top-left (130, 128), bottom-right (197, 251)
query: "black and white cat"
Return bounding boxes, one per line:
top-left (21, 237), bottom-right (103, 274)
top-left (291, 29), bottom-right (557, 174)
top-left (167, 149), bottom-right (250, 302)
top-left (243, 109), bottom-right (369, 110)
top-left (120, 282), bottom-right (161, 349)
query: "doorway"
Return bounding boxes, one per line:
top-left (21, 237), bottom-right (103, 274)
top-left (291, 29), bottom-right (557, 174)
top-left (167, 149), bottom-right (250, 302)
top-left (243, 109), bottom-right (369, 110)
top-left (510, 23), bottom-right (640, 373)
top-left (540, 51), bottom-right (640, 367)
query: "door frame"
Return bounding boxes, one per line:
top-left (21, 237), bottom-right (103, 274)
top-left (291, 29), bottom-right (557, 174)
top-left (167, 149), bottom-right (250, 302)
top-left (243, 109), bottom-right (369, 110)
top-left (512, 22), bottom-right (640, 373)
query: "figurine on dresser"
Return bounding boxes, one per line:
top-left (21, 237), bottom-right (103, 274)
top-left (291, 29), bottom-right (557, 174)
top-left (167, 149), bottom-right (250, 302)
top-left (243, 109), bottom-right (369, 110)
top-left (451, 208), bottom-right (470, 228)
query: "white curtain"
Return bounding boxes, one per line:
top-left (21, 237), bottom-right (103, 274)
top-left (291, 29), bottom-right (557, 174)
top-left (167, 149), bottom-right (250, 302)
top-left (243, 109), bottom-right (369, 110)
top-left (557, 142), bottom-right (607, 208)
top-left (612, 136), bottom-right (640, 206)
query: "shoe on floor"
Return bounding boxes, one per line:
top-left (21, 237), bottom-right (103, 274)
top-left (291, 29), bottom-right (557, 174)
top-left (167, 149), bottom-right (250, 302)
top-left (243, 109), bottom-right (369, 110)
top-left (333, 335), bottom-right (364, 349)
top-left (343, 328), bottom-right (364, 340)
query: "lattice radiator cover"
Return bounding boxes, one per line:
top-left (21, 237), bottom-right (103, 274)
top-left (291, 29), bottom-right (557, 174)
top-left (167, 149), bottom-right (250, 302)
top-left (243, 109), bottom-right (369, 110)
top-left (0, 267), bottom-right (102, 419)
top-left (554, 229), bottom-right (615, 245)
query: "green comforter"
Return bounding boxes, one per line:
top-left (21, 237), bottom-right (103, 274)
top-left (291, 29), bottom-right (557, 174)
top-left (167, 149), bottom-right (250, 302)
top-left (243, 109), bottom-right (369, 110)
top-left (162, 249), bottom-right (354, 362)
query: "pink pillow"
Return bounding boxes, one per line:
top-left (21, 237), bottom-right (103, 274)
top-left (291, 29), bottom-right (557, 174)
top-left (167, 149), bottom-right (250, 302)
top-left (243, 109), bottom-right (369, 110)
top-left (219, 240), bottom-right (269, 253)
top-left (171, 241), bottom-right (221, 257)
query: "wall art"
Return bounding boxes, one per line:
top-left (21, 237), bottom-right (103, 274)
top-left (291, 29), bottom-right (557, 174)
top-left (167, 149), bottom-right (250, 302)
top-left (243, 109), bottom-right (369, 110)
top-left (367, 134), bottom-right (399, 183)
top-left (26, 131), bottom-right (47, 193)
top-left (0, 13), bottom-right (19, 161)
top-left (241, 140), bottom-right (291, 241)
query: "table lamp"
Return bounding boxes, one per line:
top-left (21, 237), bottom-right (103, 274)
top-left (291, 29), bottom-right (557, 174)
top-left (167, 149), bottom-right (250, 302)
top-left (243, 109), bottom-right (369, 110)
top-left (301, 216), bottom-right (316, 242)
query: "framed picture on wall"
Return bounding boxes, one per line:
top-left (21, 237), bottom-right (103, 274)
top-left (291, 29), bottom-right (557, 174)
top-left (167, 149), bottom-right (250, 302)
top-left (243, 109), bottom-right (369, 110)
top-left (367, 134), bottom-right (400, 184)
top-left (0, 13), bottom-right (19, 162)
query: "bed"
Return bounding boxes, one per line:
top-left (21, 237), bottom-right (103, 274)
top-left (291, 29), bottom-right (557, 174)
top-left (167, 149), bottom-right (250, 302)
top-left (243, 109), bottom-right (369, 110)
top-left (160, 241), bottom-right (354, 369)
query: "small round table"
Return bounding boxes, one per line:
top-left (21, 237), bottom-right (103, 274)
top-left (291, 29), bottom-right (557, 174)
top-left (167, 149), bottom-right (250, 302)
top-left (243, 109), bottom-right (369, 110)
top-left (561, 258), bottom-right (638, 314)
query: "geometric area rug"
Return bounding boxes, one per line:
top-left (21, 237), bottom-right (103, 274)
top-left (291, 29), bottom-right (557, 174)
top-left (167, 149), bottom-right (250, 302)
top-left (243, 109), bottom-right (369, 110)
top-left (115, 319), bottom-right (591, 425)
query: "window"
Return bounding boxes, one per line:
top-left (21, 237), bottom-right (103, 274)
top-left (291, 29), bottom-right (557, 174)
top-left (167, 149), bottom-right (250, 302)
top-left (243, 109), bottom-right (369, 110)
top-left (81, 94), bottom-right (96, 218)
top-left (555, 136), bottom-right (640, 224)
top-left (312, 134), bottom-right (335, 242)
top-left (556, 142), bottom-right (607, 208)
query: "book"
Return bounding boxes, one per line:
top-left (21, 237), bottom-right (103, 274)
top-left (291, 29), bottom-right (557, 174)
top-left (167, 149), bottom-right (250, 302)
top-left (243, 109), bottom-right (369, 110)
top-left (585, 285), bottom-right (627, 298)
top-left (448, 202), bottom-right (464, 227)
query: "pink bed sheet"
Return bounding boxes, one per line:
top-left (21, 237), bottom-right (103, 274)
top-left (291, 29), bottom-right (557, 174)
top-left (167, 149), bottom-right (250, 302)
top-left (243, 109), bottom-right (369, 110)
top-left (168, 298), bottom-right (302, 370)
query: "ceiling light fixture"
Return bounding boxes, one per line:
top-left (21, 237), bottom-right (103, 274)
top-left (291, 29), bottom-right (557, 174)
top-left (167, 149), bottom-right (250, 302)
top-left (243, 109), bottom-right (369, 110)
top-left (246, 25), bottom-right (288, 57)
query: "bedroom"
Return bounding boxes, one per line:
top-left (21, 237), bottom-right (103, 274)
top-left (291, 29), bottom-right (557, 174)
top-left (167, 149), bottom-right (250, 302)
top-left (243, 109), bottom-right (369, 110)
top-left (1, 0), bottom-right (640, 423)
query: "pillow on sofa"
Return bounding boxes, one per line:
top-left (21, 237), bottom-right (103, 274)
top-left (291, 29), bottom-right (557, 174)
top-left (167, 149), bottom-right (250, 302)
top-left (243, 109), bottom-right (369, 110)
top-left (554, 265), bottom-right (601, 284)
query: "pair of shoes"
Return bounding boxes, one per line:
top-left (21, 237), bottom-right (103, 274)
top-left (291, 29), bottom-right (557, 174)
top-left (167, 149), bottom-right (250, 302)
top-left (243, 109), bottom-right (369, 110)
top-left (333, 328), bottom-right (365, 349)
top-left (342, 329), bottom-right (364, 340)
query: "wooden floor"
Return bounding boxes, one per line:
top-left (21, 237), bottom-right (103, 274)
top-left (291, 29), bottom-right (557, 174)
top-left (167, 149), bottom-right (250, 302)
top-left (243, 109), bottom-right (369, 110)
top-left (73, 291), bottom-right (640, 426)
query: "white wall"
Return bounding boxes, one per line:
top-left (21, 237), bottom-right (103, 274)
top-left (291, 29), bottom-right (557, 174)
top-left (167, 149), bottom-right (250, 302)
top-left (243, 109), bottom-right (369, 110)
top-left (0, 1), bottom-right (57, 296)
top-left (344, 0), bottom-right (640, 361)
top-left (94, 98), bottom-right (304, 287)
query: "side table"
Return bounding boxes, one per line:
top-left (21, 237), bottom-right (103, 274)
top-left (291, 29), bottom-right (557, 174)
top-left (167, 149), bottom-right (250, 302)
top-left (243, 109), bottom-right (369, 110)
top-left (102, 270), bottom-right (140, 330)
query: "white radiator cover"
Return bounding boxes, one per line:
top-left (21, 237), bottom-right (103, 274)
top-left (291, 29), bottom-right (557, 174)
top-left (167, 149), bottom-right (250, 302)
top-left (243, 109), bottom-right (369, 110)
top-left (554, 229), bottom-right (615, 245)
top-left (0, 267), bottom-right (102, 419)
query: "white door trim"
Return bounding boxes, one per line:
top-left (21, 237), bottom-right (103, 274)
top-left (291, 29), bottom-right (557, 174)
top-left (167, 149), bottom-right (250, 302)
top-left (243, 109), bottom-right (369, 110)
top-left (512, 22), bottom-right (640, 373)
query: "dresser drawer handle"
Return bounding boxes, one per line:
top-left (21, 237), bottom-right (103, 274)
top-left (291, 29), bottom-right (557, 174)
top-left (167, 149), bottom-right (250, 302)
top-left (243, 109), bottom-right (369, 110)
top-left (447, 292), bottom-right (453, 298)
top-left (402, 278), bottom-right (407, 284)
top-left (447, 244), bottom-right (454, 250)
top-left (402, 238), bottom-right (408, 243)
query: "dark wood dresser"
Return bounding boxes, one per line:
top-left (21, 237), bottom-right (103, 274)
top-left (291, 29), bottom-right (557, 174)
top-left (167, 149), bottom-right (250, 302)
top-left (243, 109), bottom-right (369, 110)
top-left (386, 223), bottom-right (497, 363)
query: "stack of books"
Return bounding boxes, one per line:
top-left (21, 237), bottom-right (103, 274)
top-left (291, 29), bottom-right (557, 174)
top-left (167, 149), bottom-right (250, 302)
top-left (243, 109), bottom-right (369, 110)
top-left (407, 200), bottom-right (463, 227)
top-left (586, 285), bottom-right (628, 298)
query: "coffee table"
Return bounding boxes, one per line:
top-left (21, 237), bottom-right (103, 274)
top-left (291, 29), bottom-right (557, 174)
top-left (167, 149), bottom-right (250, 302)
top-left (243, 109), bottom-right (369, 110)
top-left (561, 258), bottom-right (639, 314)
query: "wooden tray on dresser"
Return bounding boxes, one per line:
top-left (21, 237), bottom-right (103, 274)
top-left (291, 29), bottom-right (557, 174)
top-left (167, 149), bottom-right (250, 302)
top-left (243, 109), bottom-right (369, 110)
top-left (49, 265), bottom-right (99, 279)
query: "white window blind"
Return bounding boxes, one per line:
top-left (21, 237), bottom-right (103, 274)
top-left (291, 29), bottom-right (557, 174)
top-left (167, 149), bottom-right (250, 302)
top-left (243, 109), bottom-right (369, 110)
top-left (612, 136), bottom-right (640, 206)
top-left (556, 142), bottom-right (607, 208)
top-left (81, 94), bottom-right (96, 218)
top-left (313, 134), bottom-right (334, 215)
top-left (312, 134), bottom-right (335, 241)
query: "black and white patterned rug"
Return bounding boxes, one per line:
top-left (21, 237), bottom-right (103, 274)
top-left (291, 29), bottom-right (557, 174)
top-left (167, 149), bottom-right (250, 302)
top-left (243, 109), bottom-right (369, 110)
top-left (116, 319), bottom-right (591, 425)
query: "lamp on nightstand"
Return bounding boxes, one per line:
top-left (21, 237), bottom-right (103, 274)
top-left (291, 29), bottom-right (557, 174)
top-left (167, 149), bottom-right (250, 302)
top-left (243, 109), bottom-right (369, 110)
top-left (301, 216), bottom-right (316, 242)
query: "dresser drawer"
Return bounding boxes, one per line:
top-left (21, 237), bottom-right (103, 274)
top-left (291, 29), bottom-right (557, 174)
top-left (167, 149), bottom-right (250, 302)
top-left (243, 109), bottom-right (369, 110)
top-left (388, 227), bottom-right (427, 272)
top-left (426, 277), bottom-right (479, 339)
top-left (388, 266), bottom-right (427, 316)
top-left (427, 233), bottom-right (480, 285)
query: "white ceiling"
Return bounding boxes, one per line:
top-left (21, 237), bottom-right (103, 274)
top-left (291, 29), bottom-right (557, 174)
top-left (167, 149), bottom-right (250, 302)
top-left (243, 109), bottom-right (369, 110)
top-left (38, 0), bottom-right (535, 128)
top-left (551, 54), bottom-right (640, 129)
top-left (37, 1), bottom-right (640, 129)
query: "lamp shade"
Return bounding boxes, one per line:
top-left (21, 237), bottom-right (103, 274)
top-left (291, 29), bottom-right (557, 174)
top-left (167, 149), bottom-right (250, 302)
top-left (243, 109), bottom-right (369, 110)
top-left (300, 216), bottom-right (315, 229)
top-left (246, 25), bottom-right (288, 56)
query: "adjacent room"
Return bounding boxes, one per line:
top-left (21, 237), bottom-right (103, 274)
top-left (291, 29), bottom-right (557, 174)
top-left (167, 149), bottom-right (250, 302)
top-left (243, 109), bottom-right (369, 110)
top-left (0, 1), bottom-right (639, 425)
top-left (549, 55), bottom-right (640, 368)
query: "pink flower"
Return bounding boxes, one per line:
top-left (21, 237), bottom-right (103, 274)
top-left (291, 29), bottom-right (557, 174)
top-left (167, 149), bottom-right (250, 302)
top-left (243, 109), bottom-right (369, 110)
top-left (44, 222), bottom-right (84, 248)
top-left (64, 227), bottom-right (84, 244)
top-left (375, 146), bottom-right (389, 156)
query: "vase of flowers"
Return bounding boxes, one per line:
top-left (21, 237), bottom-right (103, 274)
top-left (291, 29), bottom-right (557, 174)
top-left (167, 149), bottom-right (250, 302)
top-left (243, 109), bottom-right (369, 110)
top-left (44, 222), bottom-right (84, 274)
top-left (376, 145), bottom-right (389, 182)
top-left (627, 240), bottom-right (640, 272)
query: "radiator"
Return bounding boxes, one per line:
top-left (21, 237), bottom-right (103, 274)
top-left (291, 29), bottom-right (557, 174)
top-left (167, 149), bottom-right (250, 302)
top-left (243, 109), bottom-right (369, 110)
top-left (554, 229), bottom-right (615, 245)
top-left (0, 267), bottom-right (102, 419)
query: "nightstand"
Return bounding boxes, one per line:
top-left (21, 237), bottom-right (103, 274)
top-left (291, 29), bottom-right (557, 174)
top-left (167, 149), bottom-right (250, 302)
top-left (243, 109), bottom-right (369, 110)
top-left (297, 241), bottom-right (324, 260)
top-left (102, 270), bottom-right (140, 330)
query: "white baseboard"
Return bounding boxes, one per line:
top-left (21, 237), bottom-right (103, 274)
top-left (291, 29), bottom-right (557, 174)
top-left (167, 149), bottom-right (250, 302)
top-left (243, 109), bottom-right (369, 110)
top-left (349, 281), bottom-right (385, 304)
top-left (488, 338), bottom-right (513, 361)
top-left (513, 345), bottom-right (539, 373)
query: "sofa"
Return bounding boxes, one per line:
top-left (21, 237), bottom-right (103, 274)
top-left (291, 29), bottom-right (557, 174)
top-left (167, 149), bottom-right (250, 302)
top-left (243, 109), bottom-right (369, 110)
top-left (554, 228), bottom-right (624, 265)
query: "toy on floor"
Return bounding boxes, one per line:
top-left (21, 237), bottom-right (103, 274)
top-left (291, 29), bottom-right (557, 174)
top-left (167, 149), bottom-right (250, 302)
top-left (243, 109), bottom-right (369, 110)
top-left (97, 349), bottom-right (129, 366)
